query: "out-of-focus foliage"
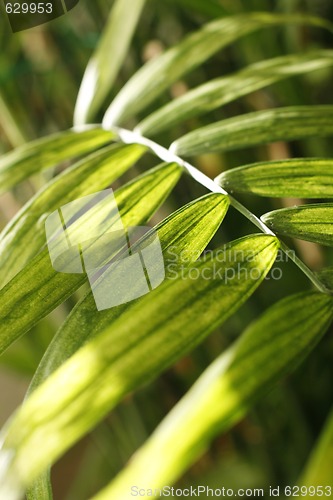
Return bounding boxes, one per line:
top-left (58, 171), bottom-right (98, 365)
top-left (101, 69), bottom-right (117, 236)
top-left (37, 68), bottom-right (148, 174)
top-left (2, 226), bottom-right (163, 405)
top-left (0, 1), bottom-right (333, 499)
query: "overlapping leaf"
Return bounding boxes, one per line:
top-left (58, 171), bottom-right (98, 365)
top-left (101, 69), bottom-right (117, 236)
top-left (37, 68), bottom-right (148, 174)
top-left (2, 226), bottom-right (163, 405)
top-left (27, 193), bottom-right (230, 390)
top-left (74, 0), bottom-right (147, 125)
top-left (136, 51), bottom-right (333, 136)
top-left (262, 204), bottom-right (333, 246)
top-left (1, 7), bottom-right (333, 500)
top-left (0, 128), bottom-right (113, 193)
top-left (93, 292), bottom-right (333, 500)
top-left (26, 192), bottom-right (230, 499)
top-left (0, 162), bottom-right (181, 356)
top-left (0, 143), bottom-right (146, 286)
top-left (102, 13), bottom-right (332, 127)
top-left (216, 158), bottom-right (333, 198)
top-left (0, 235), bottom-right (279, 496)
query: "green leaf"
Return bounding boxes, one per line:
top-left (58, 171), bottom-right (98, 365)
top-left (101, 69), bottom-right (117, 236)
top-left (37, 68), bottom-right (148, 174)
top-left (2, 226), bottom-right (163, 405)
top-left (102, 13), bottom-right (332, 127)
top-left (26, 474), bottom-right (52, 500)
top-left (28, 193), bottom-right (230, 390)
top-left (261, 204), bottom-right (333, 246)
top-left (74, 0), bottom-right (147, 125)
top-left (0, 162), bottom-right (182, 356)
top-left (299, 408), bottom-right (333, 491)
top-left (0, 235), bottom-right (279, 495)
top-left (216, 158), bottom-right (333, 198)
top-left (93, 292), bottom-right (333, 500)
top-left (0, 128), bottom-right (114, 193)
top-left (0, 143), bottom-right (147, 286)
top-left (136, 51), bottom-right (333, 136)
top-left (171, 106), bottom-right (333, 157)
top-left (26, 192), bottom-right (230, 500)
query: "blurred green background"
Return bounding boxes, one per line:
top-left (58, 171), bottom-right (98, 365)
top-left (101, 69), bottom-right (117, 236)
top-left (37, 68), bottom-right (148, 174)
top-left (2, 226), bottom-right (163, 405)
top-left (0, 0), bottom-right (333, 498)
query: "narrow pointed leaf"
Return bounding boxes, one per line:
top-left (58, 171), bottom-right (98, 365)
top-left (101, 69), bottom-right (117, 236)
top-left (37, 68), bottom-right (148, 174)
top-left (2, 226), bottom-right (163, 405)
top-left (0, 144), bottom-right (146, 286)
top-left (94, 292), bottom-right (333, 500)
top-left (0, 163), bottom-right (182, 356)
top-left (102, 13), bottom-right (332, 127)
top-left (216, 158), bottom-right (333, 198)
top-left (27, 193), bottom-right (230, 499)
top-left (74, 0), bottom-right (147, 125)
top-left (28, 193), bottom-right (230, 390)
top-left (137, 51), bottom-right (333, 136)
top-left (0, 235), bottom-right (279, 495)
top-left (171, 106), bottom-right (333, 157)
top-left (0, 128), bottom-right (113, 193)
top-left (299, 408), bottom-right (333, 491)
top-left (262, 204), bottom-right (333, 246)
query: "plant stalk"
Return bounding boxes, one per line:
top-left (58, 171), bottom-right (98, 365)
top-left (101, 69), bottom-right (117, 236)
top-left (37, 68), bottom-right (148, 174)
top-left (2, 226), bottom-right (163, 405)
top-left (102, 125), bottom-right (331, 295)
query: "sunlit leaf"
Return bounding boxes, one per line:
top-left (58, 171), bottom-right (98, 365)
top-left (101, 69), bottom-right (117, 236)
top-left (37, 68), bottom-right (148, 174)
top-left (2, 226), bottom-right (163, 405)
top-left (28, 192), bottom-right (230, 388)
top-left (102, 13), bottom-right (332, 127)
top-left (0, 162), bottom-right (182, 356)
top-left (0, 235), bottom-right (279, 496)
top-left (137, 51), bottom-right (333, 136)
top-left (0, 143), bottom-right (146, 286)
top-left (216, 158), bottom-right (333, 198)
top-left (26, 192), bottom-right (230, 499)
top-left (74, 0), bottom-right (147, 125)
top-left (261, 204), bottom-right (333, 246)
top-left (93, 292), bottom-right (333, 499)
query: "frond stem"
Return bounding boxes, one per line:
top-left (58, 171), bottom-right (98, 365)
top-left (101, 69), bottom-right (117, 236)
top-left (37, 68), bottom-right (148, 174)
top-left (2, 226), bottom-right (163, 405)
top-left (103, 125), bottom-right (330, 295)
